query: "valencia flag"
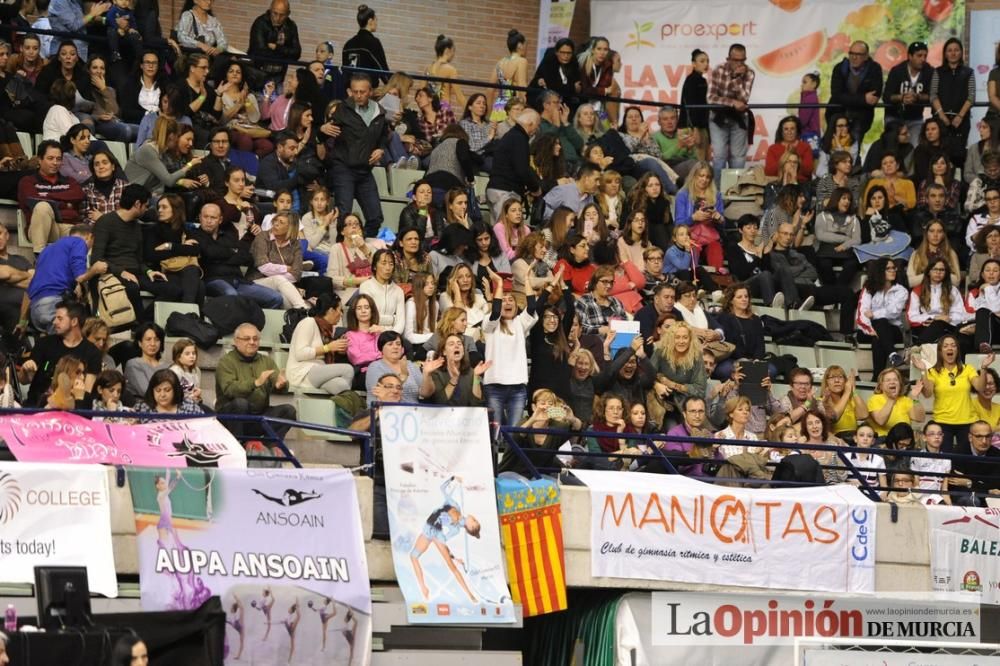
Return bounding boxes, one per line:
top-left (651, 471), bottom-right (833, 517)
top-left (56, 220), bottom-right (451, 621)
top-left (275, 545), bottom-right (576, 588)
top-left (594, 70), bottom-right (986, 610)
top-left (496, 475), bottom-right (567, 617)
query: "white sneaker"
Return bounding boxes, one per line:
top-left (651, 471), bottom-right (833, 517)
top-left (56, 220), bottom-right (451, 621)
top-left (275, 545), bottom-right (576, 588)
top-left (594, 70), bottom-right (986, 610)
top-left (771, 293), bottom-right (785, 310)
top-left (798, 295), bottom-right (815, 311)
top-left (406, 156), bottom-right (420, 169)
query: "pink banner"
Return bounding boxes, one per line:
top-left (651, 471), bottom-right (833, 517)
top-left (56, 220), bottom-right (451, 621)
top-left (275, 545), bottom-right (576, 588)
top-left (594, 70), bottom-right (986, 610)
top-left (0, 412), bottom-right (246, 468)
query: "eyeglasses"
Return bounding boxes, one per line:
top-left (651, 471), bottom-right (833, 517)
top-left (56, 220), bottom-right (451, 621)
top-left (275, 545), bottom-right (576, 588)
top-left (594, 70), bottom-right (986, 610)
top-left (556, 49), bottom-right (573, 56)
top-left (930, 267), bottom-right (946, 272)
top-left (971, 433), bottom-right (991, 440)
top-left (848, 50), bottom-right (868, 57)
top-left (379, 383), bottom-right (403, 391)
top-left (597, 279), bottom-right (613, 285)
top-left (792, 381), bottom-right (812, 387)
top-left (646, 256), bottom-right (664, 262)
top-left (729, 56), bottom-right (746, 63)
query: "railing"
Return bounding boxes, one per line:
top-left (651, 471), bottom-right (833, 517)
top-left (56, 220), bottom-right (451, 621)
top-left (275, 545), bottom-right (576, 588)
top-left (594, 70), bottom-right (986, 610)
top-left (2, 22), bottom-right (993, 115)
top-left (496, 424), bottom-right (999, 504)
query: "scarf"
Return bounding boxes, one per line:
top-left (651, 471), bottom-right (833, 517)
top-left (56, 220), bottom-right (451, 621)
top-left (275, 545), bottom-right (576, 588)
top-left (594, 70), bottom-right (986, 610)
top-left (315, 316), bottom-right (336, 364)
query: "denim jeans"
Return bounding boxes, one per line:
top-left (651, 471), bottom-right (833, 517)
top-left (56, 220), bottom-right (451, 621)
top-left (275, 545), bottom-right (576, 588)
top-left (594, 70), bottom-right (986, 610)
top-left (709, 118), bottom-right (748, 183)
top-left (205, 278), bottom-right (284, 308)
top-left (484, 383), bottom-right (528, 428)
top-left (29, 295), bottom-right (62, 333)
top-left (328, 162), bottom-right (383, 237)
top-left (94, 118), bottom-right (139, 143)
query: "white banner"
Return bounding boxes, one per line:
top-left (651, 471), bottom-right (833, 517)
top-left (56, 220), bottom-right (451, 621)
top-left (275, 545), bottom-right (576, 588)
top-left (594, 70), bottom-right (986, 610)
top-left (381, 406), bottom-right (515, 623)
top-left (128, 467), bottom-right (372, 665)
top-left (929, 505), bottom-right (1000, 605)
top-left (614, 591), bottom-right (984, 665)
top-left (0, 463), bottom-right (117, 597)
top-left (573, 470), bottom-right (877, 594)
top-left (592, 0), bottom-right (964, 150)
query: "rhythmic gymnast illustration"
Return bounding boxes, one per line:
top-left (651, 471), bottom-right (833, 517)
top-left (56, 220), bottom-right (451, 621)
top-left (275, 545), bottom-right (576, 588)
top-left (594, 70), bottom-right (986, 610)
top-left (409, 476), bottom-right (481, 602)
top-left (154, 469), bottom-right (204, 608)
top-left (251, 587), bottom-right (276, 640)
top-left (284, 599), bottom-right (301, 663)
top-left (341, 609), bottom-right (357, 665)
top-left (251, 488), bottom-right (323, 506)
top-left (307, 596), bottom-right (336, 651)
top-left (226, 593), bottom-right (245, 660)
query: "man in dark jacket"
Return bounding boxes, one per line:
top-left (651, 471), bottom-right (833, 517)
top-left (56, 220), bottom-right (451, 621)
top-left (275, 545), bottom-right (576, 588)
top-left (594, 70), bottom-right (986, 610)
top-left (256, 131), bottom-right (301, 207)
top-left (247, 0), bottom-right (301, 83)
top-left (952, 420), bottom-right (1000, 506)
top-left (91, 183), bottom-right (180, 319)
top-left (827, 41), bottom-right (884, 145)
top-left (883, 41), bottom-right (933, 147)
top-left (485, 108), bottom-right (541, 220)
top-left (189, 202), bottom-right (283, 308)
top-left (328, 72), bottom-right (388, 237)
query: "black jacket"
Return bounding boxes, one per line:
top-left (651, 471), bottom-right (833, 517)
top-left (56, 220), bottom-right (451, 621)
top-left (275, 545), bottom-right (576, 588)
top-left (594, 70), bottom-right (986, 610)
top-left (255, 152), bottom-right (299, 193)
top-left (529, 47), bottom-right (580, 110)
top-left (827, 58), bottom-right (884, 131)
top-left (718, 312), bottom-right (766, 360)
top-left (248, 13), bottom-right (301, 78)
top-left (883, 61), bottom-right (933, 122)
top-left (329, 99), bottom-right (389, 169)
top-left (189, 221), bottom-right (254, 282)
top-left (725, 243), bottom-right (774, 282)
top-left (680, 71), bottom-right (709, 130)
top-left (342, 29), bottom-right (389, 84)
top-left (486, 124), bottom-right (540, 195)
top-left (118, 74), bottom-right (167, 124)
top-left (398, 203), bottom-right (446, 239)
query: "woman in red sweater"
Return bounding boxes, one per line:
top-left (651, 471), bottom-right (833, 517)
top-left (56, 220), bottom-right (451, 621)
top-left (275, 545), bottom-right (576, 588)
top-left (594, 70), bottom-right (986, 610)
top-left (764, 116), bottom-right (814, 183)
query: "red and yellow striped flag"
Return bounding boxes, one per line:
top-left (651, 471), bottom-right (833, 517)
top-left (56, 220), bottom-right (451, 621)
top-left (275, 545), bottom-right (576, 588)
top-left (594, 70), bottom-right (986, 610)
top-left (496, 477), bottom-right (567, 617)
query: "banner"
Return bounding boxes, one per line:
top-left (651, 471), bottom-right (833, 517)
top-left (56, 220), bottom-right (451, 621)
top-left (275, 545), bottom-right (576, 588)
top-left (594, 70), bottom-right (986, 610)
top-left (0, 462), bottom-right (117, 597)
top-left (496, 473), bottom-right (567, 617)
top-left (381, 405), bottom-right (515, 623)
top-left (592, 0), bottom-right (964, 151)
top-left (128, 467), bottom-right (371, 665)
top-left (0, 411), bottom-right (246, 468)
top-left (573, 470), bottom-right (877, 594)
top-left (929, 505), bottom-right (1000, 605)
top-left (537, 0), bottom-right (577, 63)
top-left (968, 10), bottom-right (1000, 128)
top-left (610, 591), bottom-right (984, 666)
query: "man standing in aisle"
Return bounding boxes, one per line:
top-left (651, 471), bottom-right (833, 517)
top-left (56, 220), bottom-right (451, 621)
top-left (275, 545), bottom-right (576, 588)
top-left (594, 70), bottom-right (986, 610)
top-left (707, 43), bottom-right (755, 183)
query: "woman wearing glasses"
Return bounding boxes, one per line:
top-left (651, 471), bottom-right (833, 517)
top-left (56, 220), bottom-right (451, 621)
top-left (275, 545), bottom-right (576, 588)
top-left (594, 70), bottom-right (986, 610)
top-left (865, 368), bottom-right (925, 438)
top-left (914, 335), bottom-right (992, 453)
top-left (906, 257), bottom-right (972, 348)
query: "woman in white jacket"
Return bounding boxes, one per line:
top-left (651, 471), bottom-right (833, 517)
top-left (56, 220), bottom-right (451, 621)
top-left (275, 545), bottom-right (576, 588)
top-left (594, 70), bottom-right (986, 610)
top-left (906, 257), bottom-right (973, 349)
top-left (482, 269), bottom-right (539, 426)
top-left (969, 258), bottom-right (1000, 351)
top-left (856, 258), bottom-right (909, 380)
top-left (359, 249), bottom-right (406, 334)
top-left (286, 293), bottom-right (355, 395)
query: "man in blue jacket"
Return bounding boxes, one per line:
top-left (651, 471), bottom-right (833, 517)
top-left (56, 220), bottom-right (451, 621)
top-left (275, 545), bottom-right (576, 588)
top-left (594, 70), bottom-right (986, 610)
top-left (27, 224), bottom-right (106, 332)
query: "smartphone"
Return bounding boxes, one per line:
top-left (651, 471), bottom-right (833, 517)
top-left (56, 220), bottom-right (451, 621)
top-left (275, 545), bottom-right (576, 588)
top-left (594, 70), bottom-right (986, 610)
top-left (426, 351), bottom-right (436, 362)
top-left (547, 407), bottom-right (566, 420)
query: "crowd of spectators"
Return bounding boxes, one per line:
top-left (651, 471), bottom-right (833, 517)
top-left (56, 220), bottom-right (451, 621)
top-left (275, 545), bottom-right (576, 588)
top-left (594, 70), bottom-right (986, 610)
top-left (0, 3), bottom-right (998, 504)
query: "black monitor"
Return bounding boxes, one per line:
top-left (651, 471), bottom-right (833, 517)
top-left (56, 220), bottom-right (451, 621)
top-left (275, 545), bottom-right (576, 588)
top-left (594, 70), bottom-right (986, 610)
top-left (33, 566), bottom-right (92, 631)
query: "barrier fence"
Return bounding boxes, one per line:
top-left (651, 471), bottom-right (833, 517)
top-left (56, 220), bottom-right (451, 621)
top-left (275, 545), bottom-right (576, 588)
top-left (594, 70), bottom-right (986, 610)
top-left (1, 21), bottom-right (994, 115)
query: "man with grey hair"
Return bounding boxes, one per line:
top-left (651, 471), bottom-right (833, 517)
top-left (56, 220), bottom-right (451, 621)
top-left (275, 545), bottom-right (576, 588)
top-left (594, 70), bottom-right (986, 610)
top-left (654, 105), bottom-right (699, 182)
top-left (538, 89), bottom-right (581, 167)
top-left (486, 108), bottom-right (542, 220)
top-left (215, 323), bottom-right (296, 442)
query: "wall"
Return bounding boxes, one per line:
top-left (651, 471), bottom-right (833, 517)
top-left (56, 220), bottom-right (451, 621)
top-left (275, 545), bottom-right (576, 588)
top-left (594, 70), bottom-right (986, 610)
top-left (158, 0), bottom-right (573, 93)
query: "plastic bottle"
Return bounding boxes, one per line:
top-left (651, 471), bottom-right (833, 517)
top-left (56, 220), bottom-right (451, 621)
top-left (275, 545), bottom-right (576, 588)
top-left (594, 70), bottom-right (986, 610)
top-left (4, 604), bottom-right (15, 633)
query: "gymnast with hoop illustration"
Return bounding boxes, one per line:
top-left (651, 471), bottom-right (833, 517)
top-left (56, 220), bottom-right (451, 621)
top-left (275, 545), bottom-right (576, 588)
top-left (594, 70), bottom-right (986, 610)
top-left (409, 475), bottom-right (481, 602)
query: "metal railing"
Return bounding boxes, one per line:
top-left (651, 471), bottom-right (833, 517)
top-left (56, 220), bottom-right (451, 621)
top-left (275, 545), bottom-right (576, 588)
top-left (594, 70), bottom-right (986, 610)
top-left (2, 21), bottom-right (992, 115)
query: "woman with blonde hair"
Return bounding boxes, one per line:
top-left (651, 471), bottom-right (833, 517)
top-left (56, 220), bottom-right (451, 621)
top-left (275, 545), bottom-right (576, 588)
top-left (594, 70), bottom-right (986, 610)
top-left (650, 321), bottom-right (706, 415)
top-left (46, 355), bottom-right (86, 410)
top-left (422, 306), bottom-right (482, 364)
top-left (511, 232), bottom-right (560, 309)
top-left (596, 169), bottom-right (625, 231)
top-left (674, 161), bottom-right (725, 271)
top-left (906, 219), bottom-right (960, 287)
top-left (865, 367), bottom-right (925, 437)
top-left (716, 395), bottom-right (759, 459)
top-left (493, 197), bottom-right (530, 261)
top-left (819, 365), bottom-right (868, 439)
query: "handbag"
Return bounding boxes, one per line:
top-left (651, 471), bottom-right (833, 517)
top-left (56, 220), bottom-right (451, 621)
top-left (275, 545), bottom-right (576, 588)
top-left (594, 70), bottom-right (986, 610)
top-left (704, 340), bottom-right (735, 361)
top-left (341, 243), bottom-right (372, 278)
top-left (160, 235), bottom-right (201, 273)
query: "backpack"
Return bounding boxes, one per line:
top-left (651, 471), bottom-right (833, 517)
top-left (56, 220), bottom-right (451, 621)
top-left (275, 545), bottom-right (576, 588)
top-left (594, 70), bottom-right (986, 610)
top-left (165, 312), bottom-right (220, 349)
top-left (280, 308), bottom-right (309, 344)
top-left (202, 296), bottom-right (265, 336)
top-left (96, 274), bottom-right (136, 329)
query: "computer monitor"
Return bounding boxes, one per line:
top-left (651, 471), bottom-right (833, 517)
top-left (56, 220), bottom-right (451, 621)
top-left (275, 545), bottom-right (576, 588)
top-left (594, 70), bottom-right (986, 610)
top-left (33, 566), bottom-right (92, 631)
